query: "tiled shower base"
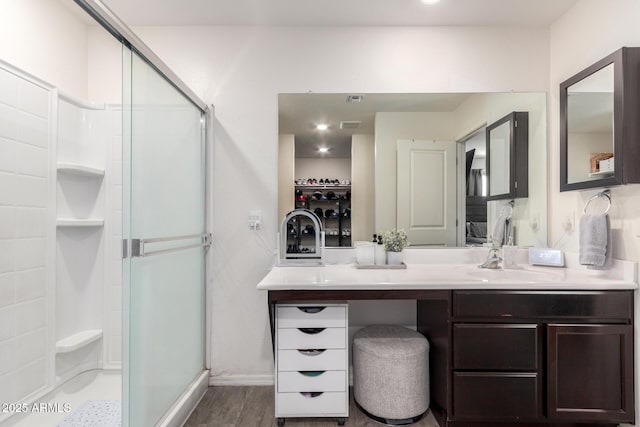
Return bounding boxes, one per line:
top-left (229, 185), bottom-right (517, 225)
top-left (3, 370), bottom-right (121, 427)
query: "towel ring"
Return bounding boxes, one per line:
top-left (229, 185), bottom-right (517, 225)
top-left (583, 190), bottom-right (611, 215)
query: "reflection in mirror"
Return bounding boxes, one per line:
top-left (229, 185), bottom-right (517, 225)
top-left (278, 93), bottom-right (548, 248)
top-left (567, 63), bottom-right (615, 184)
top-left (488, 121), bottom-right (511, 197)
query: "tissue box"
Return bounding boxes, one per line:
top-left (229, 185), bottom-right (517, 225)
top-left (599, 157), bottom-right (614, 172)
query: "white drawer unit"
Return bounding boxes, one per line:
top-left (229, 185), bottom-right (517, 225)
top-left (278, 349), bottom-right (346, 371)
top-left (275, 303), bottom-right (348, 426)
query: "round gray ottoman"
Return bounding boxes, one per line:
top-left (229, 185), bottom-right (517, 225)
top-left (353, 325), bottom-right (430, 425)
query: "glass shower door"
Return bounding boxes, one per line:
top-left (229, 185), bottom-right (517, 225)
top-left (122, 48), bottom-right (206, 427)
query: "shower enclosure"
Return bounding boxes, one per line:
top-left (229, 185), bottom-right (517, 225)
top-left (0, 1), bottom-right (210, 426)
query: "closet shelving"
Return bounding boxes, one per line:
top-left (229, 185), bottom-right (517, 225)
top-left (294, 184), bottom-right (351, 248)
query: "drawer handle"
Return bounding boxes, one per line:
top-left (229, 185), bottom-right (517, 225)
top-left (300, 392), bottom-right (324, 398)
top-left (298, 349), bottom-right (326, 356)
top-left (299, 371), bottom-right (325, 377)
top-left (299, 328), bottom-right (325, 334)
top-left (297, 306), bottom-right (326, 314)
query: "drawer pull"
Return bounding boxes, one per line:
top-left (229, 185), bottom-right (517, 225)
top-left (297, 306), bottom-right (326, 314)
top-left (300, 392), bottom-right (324, 398)
top-left (299, 328), bottom-right (325, 334)
top-left (299, 371), bottom-right (325, 377)
top-left (298, 349), bottom-right (326, 356)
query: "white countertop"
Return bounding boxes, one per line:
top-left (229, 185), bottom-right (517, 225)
top-left (257, 263), bottom-right (638, 291)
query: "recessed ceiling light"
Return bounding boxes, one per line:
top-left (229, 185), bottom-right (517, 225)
top-left (316, 124), bottom-right (328, 131)
top-left (319, 147), bottom-right (329, 153)
top-left (421, 0), bottom-right (441, 4)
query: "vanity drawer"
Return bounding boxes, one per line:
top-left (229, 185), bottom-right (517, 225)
top-left (453, 372), bottom-right (541, 420)
top-left (276, 391), bottom-right (348, 417)
top-left (453, 291), bottom-right (632, 321)
top-left (278, 327), bottom-right (346, 350)
top-left (453, 324), bottom-right (540, 370)
top-left (277, 306), bottom-right (346, 329)
top-left (278, 370), bottom-right (346, 392)
top-left (278, 349), bottom-right (346, 371)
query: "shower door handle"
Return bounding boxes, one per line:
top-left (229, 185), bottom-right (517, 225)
top-left (125, 233), bottom-right (212, 258)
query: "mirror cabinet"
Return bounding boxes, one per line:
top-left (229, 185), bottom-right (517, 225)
top-left (486, 111), bottom-right (529, 200)
top-left (560, 47), bottom-right (640, 191)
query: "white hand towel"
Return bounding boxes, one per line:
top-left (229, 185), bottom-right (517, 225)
top-left (579, 214), bottom-right (610, 268)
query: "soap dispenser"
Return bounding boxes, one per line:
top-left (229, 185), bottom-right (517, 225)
top-left (375, 235), bottom-right (386, 265)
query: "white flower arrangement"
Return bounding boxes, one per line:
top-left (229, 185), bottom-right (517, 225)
top-left (382, 229), bottom-right (409, 252)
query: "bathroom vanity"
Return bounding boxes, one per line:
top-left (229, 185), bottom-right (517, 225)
top-left (258, 257), bottom-right (637, 427)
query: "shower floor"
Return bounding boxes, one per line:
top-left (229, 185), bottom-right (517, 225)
top-left (4, 370), bottom-right (121, 427)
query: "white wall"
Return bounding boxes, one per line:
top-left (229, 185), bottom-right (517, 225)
top-left (124, 25), bottom-right (550, 380)
top-left (0, 0), bottom-right (88, 98)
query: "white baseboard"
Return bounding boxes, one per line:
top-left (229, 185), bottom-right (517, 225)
top-left (157, 370), bottom-right (209, 427)
top-left (209, 374), bottom-right (274, 386)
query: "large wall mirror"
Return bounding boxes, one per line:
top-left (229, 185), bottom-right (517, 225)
top-left (278, 92), bottom-right (548, 248)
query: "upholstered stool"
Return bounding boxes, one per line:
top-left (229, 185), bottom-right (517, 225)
top-left (353, 325), bottom-right (430, 425)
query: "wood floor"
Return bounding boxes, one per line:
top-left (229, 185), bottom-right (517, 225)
top-left (184, 386), bottom-right (440, 427)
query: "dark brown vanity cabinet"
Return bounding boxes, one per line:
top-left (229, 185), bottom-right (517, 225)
top-left (450, 291), bottom-right (634, 425)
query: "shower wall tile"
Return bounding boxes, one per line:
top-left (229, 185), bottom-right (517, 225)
top-left (12, 359), bottom-right (46, 401)
top-left (15, 268), bottom-right (46, 303)
top-left (15, 207), bottom-right (47, 238)
top-left (0, 206), bottom-right (16, 238)
top-left (13, 175), bottom-right (47, 207)
top-left (0, 305), bottom-right (16, 342)
top-left (0, 240), bottom-right (14, 273)
top-left (15, 329), bottom-right (46, 366)
top-left (14, 298), bottom-right (46, 335)
top-left (17, 112), bottom-right (49, 148)
top-left (0, 67), bottom-right (51, 406)
top-left (0, 138), bottom-right (16, 173)
top-left (0, 70), bottom-right (19, 107)
top-left (0, 338), bottom-right (16, 376)
top-left (13, 238), bottom-right (47, 271)
top-left (0, 273), bottom-right (15, 308)
top-left (15, 143), bottom-right (48, 177)
top-left (0, 103), bottom-right (19, 141)
top-left (18, 80), bottom-right (49, 119)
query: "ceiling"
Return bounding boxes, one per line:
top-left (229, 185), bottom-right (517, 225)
top-left (100, 0), bottom-right (577, 27)
top-left (280, 93), bottom-right (471, 158)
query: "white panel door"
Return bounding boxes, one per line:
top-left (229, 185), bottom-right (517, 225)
top-left (397, 140), bottom-right (457, 246)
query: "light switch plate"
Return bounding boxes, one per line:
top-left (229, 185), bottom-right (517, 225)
top-left (529, 248), bottom-right (565, 267)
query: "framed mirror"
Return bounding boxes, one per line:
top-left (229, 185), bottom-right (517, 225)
top-left (560, 47), bottom-right (640, 191)
top-left (486, 112), bottom-right (528, 201)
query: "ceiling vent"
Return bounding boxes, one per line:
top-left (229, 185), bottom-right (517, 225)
top-left (340, 120), bottom-right (361, 130)
top-left (346, 94), bottom-right (365, 103)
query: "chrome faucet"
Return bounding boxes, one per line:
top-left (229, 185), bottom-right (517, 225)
top-left (479, 247), bottom-right (502, 269)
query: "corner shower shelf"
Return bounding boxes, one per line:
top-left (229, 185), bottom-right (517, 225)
top-left (55, 329), bottom-right (103, 354)
top-left (57, 219), bottom-right (104, 227)
top-left (57, 162), bottom-right (105, 177)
